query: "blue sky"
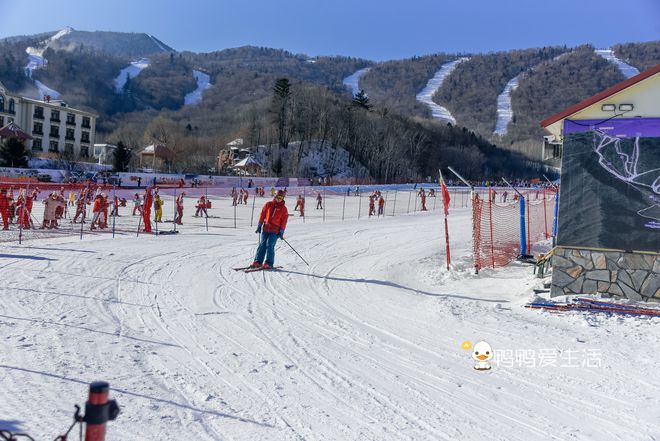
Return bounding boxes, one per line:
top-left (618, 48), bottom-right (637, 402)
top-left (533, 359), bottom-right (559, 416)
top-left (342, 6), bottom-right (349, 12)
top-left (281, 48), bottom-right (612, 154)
top-left (1, 0), bottom-right (658, 60)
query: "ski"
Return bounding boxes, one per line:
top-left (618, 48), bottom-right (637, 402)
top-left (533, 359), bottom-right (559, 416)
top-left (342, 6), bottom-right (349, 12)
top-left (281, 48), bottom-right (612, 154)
top-left (243, 266), bottom-right (282, 273)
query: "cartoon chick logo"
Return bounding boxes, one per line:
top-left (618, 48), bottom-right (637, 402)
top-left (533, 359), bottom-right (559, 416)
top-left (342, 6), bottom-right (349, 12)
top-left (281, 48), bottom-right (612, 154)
top-left (461, 340), bottom-right (493, 371)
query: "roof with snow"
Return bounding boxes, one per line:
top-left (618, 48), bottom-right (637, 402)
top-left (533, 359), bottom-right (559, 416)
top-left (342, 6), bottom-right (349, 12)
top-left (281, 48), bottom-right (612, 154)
top-left (0, 122), bottom-right (32, 140)
top-left (140, 144), bottom-right (174, 160)
top-left (227, 138), bottom-right (244, 147)
top-left (233, 155), bottom-right (264, 169)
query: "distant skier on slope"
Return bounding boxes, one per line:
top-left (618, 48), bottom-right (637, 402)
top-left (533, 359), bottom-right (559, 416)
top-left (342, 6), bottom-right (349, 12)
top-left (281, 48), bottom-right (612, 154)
top-left (249, 189), bottom-right (288, 269)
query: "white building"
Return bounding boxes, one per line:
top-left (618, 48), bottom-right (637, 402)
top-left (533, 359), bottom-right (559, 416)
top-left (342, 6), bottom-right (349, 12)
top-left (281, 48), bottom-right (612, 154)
top-left (0, 82), bottom-right (97, 159)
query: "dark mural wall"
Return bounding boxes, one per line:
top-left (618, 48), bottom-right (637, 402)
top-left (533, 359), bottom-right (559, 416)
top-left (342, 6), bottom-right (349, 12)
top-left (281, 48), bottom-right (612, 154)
top-left (557, 118), bottom-right (660, 252)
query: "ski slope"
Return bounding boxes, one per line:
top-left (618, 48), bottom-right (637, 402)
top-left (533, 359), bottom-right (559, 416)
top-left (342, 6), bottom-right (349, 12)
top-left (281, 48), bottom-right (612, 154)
top-left (416, 58), bottom-right (468, 124)
top-left (24, 28), bottom-right (71, 98)
top-left (342, 67), bottom-right (371, 97)
top-left (184, 70), bottom-right (213, 105)
top-left (595, 49), bottom-right (640, 79)
top-left (114, 58), bottom-right (151, 92)
top-left (0, 194), bottom-right (658, 440)
top-left (493, 75), bottom-right (520, 136)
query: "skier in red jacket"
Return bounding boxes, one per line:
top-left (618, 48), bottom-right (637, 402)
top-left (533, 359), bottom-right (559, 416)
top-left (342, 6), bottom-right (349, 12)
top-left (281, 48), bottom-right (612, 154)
top-left (0, 188), bottom-right (9, 229)
top-left (250, 190), bottom-right (289, 269)
top-left (142, 187), bottom-right (153, 233)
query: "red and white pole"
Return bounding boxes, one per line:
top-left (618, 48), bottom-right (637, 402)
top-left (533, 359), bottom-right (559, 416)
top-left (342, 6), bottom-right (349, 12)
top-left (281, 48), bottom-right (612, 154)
top-left (84, 381), bottom-right (119, 441)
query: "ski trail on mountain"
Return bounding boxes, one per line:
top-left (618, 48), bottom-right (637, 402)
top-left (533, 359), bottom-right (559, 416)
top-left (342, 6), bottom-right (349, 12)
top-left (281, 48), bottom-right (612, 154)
top-left (114, 58), bottom-right (151, 92)
top-left (595, 49), bottom-right (639, 79)
top-left (342, 67), bottom-right (371, 97)
top-left (24, 27), bottom-right (72, 98)
top-left (184, 70), bottom-right (213, 105)
top-left (416, 58), bottom-right (468, 124)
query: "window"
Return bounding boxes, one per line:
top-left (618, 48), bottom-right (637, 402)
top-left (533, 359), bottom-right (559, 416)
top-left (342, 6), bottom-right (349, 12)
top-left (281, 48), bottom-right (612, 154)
top-left (81, 131), bottom-right (90, 143)
top-left (0, 95), bottom-right (4, 112)
top-left (8, 99), bottom-right (14, 114)
top-left (66, 112), bottom-right (76, 125)
top-left (32, 138), bottom-right (42, 151)
top-left (64, 143), bottom-right (74, 155)
top-left (50, 125), bottom-right (60, 137)
top-left (49, 140), bottom-right (59, 152)
top-left (80, 146), bottom-right (89, 158)
top-left (0, 116), bottom-right (3, 126)
top-left (65, 128), bottom-right (75, 140)
top-left (34, 106), bottom-right (44, 119)
top-left (50, 109), bottom-right (60, 122)
top-left (82, 116), bottom-right (91, 128)
top-left (33, 122), bottom-right (43, 135)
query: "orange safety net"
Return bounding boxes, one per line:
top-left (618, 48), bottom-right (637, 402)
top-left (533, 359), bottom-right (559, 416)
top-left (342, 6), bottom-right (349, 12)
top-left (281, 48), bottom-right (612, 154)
top-left (472, 187), bottom-right (557, 271)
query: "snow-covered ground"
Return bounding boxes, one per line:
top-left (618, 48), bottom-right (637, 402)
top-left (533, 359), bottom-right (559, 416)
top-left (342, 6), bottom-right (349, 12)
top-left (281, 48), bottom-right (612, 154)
top-left (184, 70), bottom-right (213, 105)
top-left (595, 49), bottom-right (640, 79)
top-left (493, 75), bottom-right (520, 136)
top-left (342, 67), bottom-right (371, 97)
top-left (416, 58), bottom-right (468, 124)
top-left (1, 193), bottom-right (658, 440)
top-left (114, 58), bottom-right (151, 92)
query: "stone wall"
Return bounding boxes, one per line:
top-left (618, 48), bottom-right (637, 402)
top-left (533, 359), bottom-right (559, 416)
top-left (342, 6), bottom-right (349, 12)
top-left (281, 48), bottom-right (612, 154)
top-left (551, 247), bottom-right (660, 301)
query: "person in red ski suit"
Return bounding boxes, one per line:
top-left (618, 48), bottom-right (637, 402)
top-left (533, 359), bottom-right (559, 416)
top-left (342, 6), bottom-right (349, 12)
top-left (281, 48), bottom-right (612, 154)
top-left (195, 196), bottom-right (208, 217)
top-left (0, 188), bottom-right (9, 229)
top-left (175, 192), bottom-right (185, 225)
top-left (294, 195), bottom-right (305, 217)
top-left (243, 189), bottom-right (248, 204)
top-left (368, 196), bottom-right (375, 216)
top-left (378, 196), bottom-right (385, 216)
top-left (90, 195), bottom-right (103, 230)
top-left (251, 190), bottom-right (289, 269)
top-left (142, 187), bottom-right (153, 233)
top-left (418, 188), bottom-right (427, 211)
top-left (101, 194), bottom-right (109, 228)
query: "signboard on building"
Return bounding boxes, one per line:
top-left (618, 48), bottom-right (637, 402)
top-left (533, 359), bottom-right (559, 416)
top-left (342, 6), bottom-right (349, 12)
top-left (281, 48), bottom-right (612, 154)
top-left (557, 118), bottom-right (660, 252)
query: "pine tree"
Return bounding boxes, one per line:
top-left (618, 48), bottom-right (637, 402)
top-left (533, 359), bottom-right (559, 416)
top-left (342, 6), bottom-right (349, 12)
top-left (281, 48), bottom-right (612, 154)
top-left (352, 89), bottom-right (371, 110)
top-left (272, 78), bottom-right (292, 148)
top-left (0, 138), bottom-right (29, 168)
top-left (112, 141), bottom-right (131, 172)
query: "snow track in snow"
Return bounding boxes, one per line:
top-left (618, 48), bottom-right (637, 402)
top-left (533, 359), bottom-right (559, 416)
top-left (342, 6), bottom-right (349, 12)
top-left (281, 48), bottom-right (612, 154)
top-left (342, 67), bottom-right (371, 97)
top-left (595, 49), bottom-right (640, 79)
top-left (416, 58), bottom-right (468, 124)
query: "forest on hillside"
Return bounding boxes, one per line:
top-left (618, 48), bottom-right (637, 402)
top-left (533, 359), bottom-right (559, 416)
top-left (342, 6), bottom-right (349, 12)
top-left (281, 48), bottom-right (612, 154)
top-left (106, 77), bottom-right (541, 181)
top-left (432, 46), bottom-right (567, 137)
top-left (359, 54), bottom-right (460, 117)
top-left (502, 45), bottom-right (625, 158)
top-left (612, 40), bottom-right (660, 72)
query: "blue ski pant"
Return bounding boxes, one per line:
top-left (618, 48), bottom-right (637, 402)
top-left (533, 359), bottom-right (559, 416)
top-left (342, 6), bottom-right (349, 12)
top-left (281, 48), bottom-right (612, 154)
top-left (255, 232), bottom-right (279, 266)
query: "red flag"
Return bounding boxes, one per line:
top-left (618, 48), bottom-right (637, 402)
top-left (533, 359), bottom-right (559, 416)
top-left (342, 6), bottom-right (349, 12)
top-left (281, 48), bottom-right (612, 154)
top-left (440, 175), bottom-right (451, 215)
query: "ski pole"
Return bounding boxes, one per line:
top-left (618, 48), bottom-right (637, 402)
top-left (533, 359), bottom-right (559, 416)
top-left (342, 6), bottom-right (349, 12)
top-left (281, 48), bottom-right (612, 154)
top-left (282, 237), bottom-right (309, 266)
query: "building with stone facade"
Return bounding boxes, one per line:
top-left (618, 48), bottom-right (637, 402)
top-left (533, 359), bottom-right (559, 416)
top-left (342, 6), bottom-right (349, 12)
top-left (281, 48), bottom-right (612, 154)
top-left (540, 64), bottom-right (660, 301)
top-left (0, 82), bottom-right (97, 159)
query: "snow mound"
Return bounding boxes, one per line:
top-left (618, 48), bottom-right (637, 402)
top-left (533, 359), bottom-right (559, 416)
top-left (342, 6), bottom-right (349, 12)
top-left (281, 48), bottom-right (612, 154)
top-left (416, 58), bottom-right (468, 124)
top-left (595, 49), bottom-right (639, 79)
top-left (184, 70), bottom-right (212, 105)
top-left (114, 58), bottom-right (151, 92)
top-left (342, 67), bottom-right (371, 97)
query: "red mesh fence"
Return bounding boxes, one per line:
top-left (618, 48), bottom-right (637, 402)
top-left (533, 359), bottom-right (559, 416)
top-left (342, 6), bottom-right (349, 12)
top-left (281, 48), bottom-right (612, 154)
top-left (472, 187), bottom-right (557, 271)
